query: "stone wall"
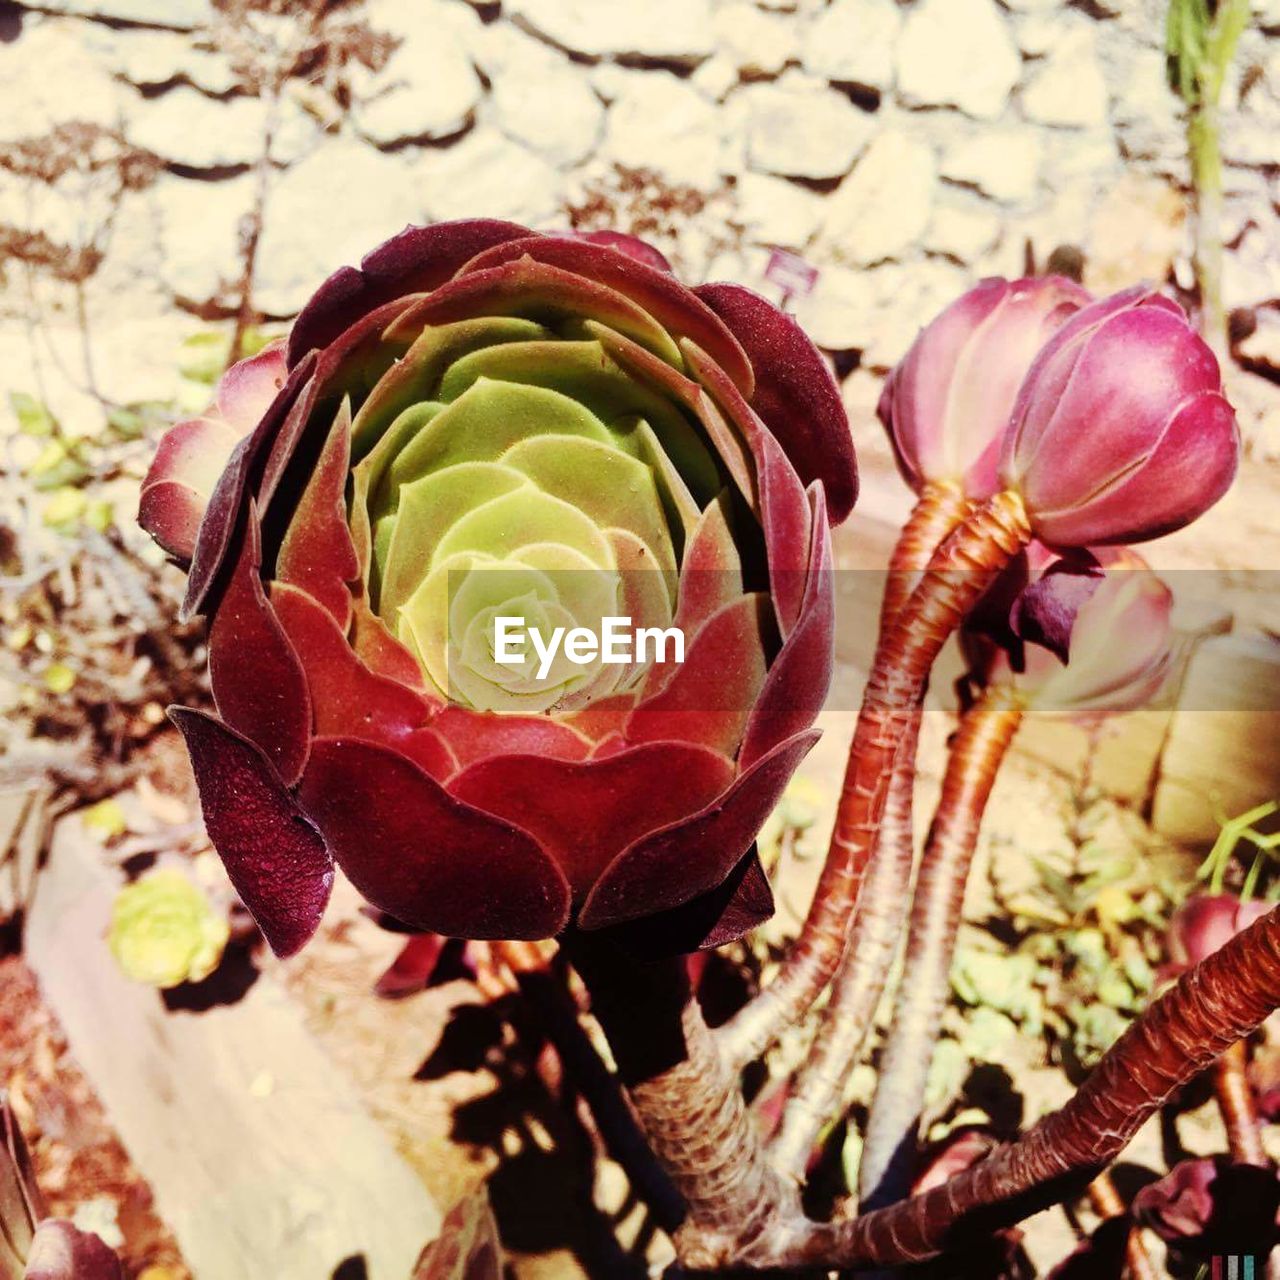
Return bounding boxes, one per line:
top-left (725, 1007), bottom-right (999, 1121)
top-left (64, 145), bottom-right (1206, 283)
top-left (2, 0), bottom-right (1278, 442)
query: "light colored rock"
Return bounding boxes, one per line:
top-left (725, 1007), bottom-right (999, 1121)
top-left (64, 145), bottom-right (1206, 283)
top-left (508, 0), bottom-right (716, 63)
top-left (489, 45), bottom-right (603, 166)
top-left (791, 257), bottom-right (966, 361)
top-left (1014, 13), bottom-right (1059, 57)
top-left (925, 201), bottom-right (1001, 261)
top-left (823, 130), bottom-right (936, 265)
top-left (713, 3), bottom-right (798, 76)
top-left (801, 0), bottom-right (901, 92)
top-left (690, 53), bottom-right (741, 102)
top-left (1223, 225), bottom-right (1280, 310)
top-left (148, 171), bottom-right (255, 306)
top-left (415, 127), bottom-right (561, 227)
top-left (255, 140), bottom-right (427, 316)
top-left (896, 0), bottom-right (1021, 121)
top-left (13, 0), bottom-right (210, 27)
top-left (733, 172), bottom-right (823, 247)
top-left (128, 85), bottom-right (267, 168)
top-left (1239, 308), bottom-right (1280, 374)
top-left (353, 0), bottom-right (482, 146)
top-left (0, 22), bottom-right (128, 144)
top-left (1254, 0), bottom-right (1280, 31)
top-left (1110, 45), bottom-right (1183, 171)
top-left (1022, 29), bottom-right (1109, 128)
top-left (940, 129), bottom-right (1042, 204)
top-left (110, 30), bottom-right (238, 93)
top-left (1083, 173), bottom-right (1185, 294)
top-left (602, 74), bottom-right (729, 188)
top-left (739, 78), bottom-right (873, 180)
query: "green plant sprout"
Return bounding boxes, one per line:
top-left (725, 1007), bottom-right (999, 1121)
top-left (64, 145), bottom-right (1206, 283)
top-left (1167, 0), bottom-right (1251, 356)
top-left (1197, 799), bottom-right (1280, 898)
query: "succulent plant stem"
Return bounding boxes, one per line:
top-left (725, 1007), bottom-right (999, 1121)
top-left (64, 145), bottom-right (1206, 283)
top-left (1215, 1038), bottom-right (1268, 1166)
top-left (718, 489), bottom-right (1029, 1074)
top-left (1087, 1170), bottom-right (1158, 1280)
top-left (765, 901), bottom-right (1280, 1271)
top-left (857, 684), bottom-right (1025, 1208)
top-left (575, 895), bottom-right (1280, 1270)
top-left (562, 932), bottom-right (797, 1269)
top-left (768, 481), bottom-right (974, 1177)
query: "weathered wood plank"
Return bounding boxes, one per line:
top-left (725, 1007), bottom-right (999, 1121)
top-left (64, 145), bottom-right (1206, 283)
top-left (24, 819), bottom-right (440, 1280)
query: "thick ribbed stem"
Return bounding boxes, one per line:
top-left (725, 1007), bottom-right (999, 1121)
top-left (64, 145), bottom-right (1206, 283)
top-left (769, 482), bottom-right (973, 1176)
top-left (561, 933), bottom-right (795, 1270)
top-left (1215, 1039), bottom-right (1267, 1166)
top-left (718, 491), bottom-right (1030, 1073)
top-left (767, 902), bottom-right (1280, 1271)
top-left (858, 685), bottom-right (1024, 1208)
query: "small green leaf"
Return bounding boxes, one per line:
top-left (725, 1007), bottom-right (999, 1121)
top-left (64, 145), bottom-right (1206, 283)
top-left (179, 330), bottom-right (232, 384)
top-left (9, 391), bottom-right (57, 437)
top-left (42, 487), bottom-right (87, 528)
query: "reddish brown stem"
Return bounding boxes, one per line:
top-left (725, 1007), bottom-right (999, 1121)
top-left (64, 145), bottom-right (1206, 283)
top-left (858, 685), bottom-right (1024, 1208)
top-left (1216, 1038), bottom-right (1267, 1165)
top-left (718, 491), bottom-right (1029, 1072)
top-left (561, 933), bottom-right (795, 1269)
top-left (769, 483), bottom-right (974, 1176)
top-left (764, 901), bottom-right (1280, 1271)
top-left (1087, 1171), bottom-right (1158, 1280)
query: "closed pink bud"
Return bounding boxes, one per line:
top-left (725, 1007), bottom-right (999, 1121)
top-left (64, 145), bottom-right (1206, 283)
top-left (1167, 893), bottom-right (1271, 972)
top-left (879, 276), bottom-right (1090, 500)
top-left (1001, 287), bottom-right (1240, 545)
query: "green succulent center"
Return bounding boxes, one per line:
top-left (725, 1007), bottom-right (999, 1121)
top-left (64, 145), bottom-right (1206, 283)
top-left (348, 316), bottom-right (727, 716)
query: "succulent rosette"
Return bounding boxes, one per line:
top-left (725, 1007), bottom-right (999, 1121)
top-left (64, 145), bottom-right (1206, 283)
top-left (140, 219), bottom-right (855, 956)
top-left (1001, 287), bottom-right (1239, 545)
top-left (879, 275), bottom-right (1090, 500)
top-left (964, 544), bottom-right (1174, 719)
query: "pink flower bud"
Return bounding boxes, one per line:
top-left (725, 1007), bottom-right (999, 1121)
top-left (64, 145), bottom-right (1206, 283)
top-left (967, 546), bottom-right (1174, 718)
top-left (1167, 893), bottom-right (1271, 971)
top-left (879, 276), bottom-right (1090, 500)
top-left (1002, 287), bottom-right (1240, 545)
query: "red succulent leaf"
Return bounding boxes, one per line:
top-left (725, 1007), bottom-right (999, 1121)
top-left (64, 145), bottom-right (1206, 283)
top-left (289, 219), bottom-right (534, 365)
top-left (270, 582), bottom-right (436, 753)
top-left (596, 845), bottom-right (775, 956)
top-left (555, 229), bottom-right (676, 274)
top-left (182, 349), bottom-right (318, 620)
top-left (430, 705), bottom-right (592, 768)
top-left (460, 235), bottom-right (754, 395)
top-left (681, 342), bottom-right (813, 634)
top-left (383, 258), bottom-right (681, 365)
top-left (696, 282), bottom-right (857, 524)
top-left (275, 398), bottom-right (359, 629)
top-left (738, 485), bottom-right (833, 770)
top-left (207, 504), bottom-right (311, 786)
top-left (625, 594), bottom-right (772, 755)
top-left (297, 737), bottom-right (571, 939)
top-left (169, 707), bottom-right (333, 957)
top-left (579, 728), bottom-right (819, 929)
top-left (447, 744), bottom-right (735, 897)
top-left (137, 416), bottom-right (242, 563)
